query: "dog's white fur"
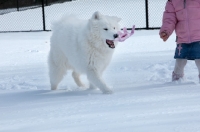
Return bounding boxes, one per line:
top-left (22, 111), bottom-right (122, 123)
top-left (48, 11), bottom-right (121, 94)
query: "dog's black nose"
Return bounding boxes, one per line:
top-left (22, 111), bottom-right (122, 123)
top-left (113, 34), bottom-right (118, 39)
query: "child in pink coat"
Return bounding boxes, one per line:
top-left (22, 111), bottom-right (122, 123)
top-left (160, 0), bottom-right (200, 82)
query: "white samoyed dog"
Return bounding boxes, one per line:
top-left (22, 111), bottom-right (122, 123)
top-left (48, 11), bottom-right (121, 94)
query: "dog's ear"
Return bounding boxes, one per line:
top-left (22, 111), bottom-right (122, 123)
top-left (92, 11), bottom-right (102, 20)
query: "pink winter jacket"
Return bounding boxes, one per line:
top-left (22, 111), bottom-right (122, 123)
top-left (160, 0), bottom-right (200, 44)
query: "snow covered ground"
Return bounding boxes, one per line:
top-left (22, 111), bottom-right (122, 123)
top-left (1, 30), bottom-right (200, 132)
top-left (1, 1), bottom-right (200, 132)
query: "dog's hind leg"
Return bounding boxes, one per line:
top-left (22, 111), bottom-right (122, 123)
top-left (72, 71), bottom-right (85, 88)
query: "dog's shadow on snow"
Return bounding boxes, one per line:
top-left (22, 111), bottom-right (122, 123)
top-left (1, 82), bottom-right (197, 107)
top-left (0, 88), bottom-right (103, 107)
top-left (41, 88), bottom-right (101, 97)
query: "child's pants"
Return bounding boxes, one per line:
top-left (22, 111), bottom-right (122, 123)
top-left (173, 59), bottom-right (200, 81)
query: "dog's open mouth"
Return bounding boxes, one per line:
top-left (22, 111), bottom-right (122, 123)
top-left (106, 40), bottom-right (115, 49)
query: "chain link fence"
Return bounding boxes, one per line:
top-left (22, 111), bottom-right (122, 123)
top-left (0, 0), bottom-right (166, 32)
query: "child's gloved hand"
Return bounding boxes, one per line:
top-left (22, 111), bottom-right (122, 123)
top-left (160, 31), bottom-right (169, 42)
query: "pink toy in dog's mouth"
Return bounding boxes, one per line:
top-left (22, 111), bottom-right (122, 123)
top-left (115, 25), bottom-right (135, 42)
top-left (106, 25), bottom-right (135, 49)
top-left (106, 39), bottom-right (115, 48)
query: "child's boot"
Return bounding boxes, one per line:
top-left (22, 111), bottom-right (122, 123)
top-left (172, 71), bottom-right (184, 81)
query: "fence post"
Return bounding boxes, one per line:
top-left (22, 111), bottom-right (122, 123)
top-left (41, 0), bottom-right (46, 31)
top-left (145, 0), bottom-right (149, 29)
top-left (16, 0), bottom-right (19, 11)
top-left (46, 0), bottom-right (48, 6)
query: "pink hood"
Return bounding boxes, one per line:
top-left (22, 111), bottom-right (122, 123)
top-left (160, 0), bottom-right (200, 44)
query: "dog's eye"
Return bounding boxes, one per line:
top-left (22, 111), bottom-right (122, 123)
top-left (104, 28), bottom-right (108, 31)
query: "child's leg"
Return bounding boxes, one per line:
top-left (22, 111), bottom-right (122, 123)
top-left (194, 59), bottom-right (200, 79)
top-left (172, 59), bottom-right (187, 81)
